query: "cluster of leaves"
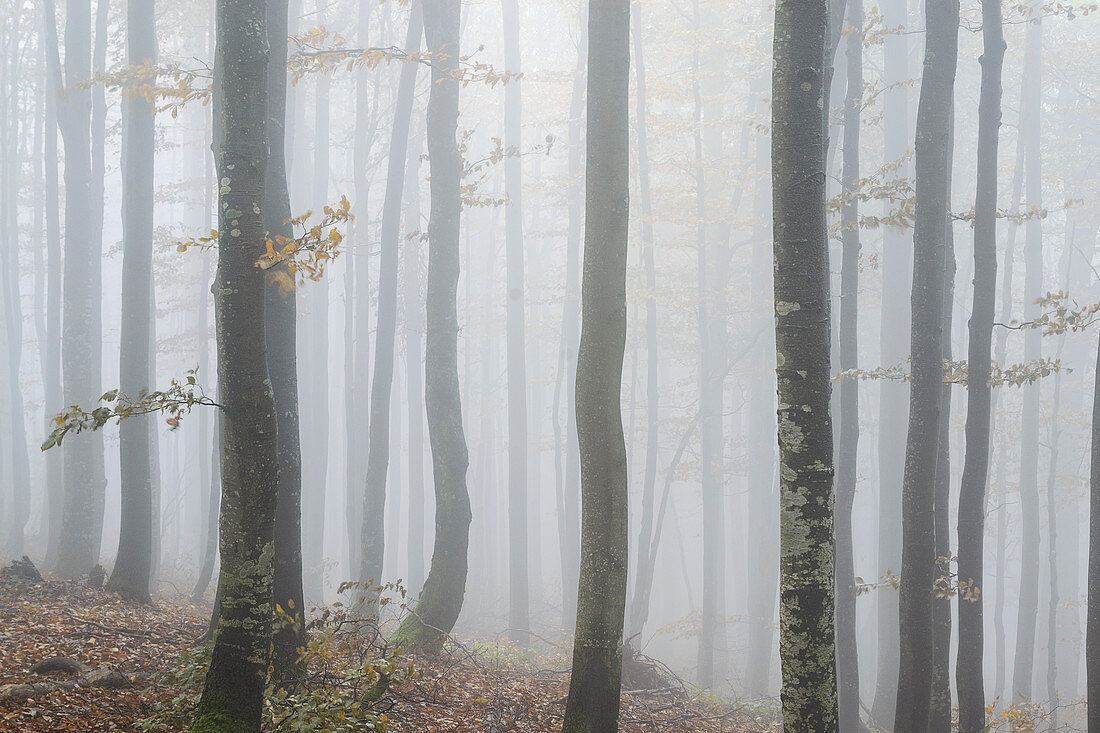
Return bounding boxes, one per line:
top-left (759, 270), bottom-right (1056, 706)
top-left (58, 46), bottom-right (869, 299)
top-left (83, 61), bottom-right (212, 117)
top-left (1000, 291), bottom-right (1100, 335)
top-left (834, 356), bottom-right (1062, 388)
top-left (853, 571), bottom-right (900, 597)
top-left (175, 196), bottom-right (354, 294)
top-left (41, 370), bottom-right (218, 452)
top-left (827, 155), bottom-right (915, 237)
top-left (258, 196), bottom-right (353, 294)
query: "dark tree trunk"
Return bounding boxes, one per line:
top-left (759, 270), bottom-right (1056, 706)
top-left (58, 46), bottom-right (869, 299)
top-left (392, 0), bottom-right (472, 652)
top-left (893, 0), bottom-right (958, 728)
top-left (359, 1), bottom-right (423, 609)
top-left (264, 0), bottom-right (306, 681)
top-left (192, 412), bottom-right (222, 603)
top-left (771, 0), bottom-right (838, 726)
top-left (192, 0), bottom-right (280, 725)
top-left (835, 0), bottom-right (862, 725)
top-left (561, 1), bottom-right (629, 730)
top-left (108, 0), bottom-right (157, 604)
top-left (955, 0), bottom-right (1003, 727)
top-left (930, 146), bottom-right (955, 732)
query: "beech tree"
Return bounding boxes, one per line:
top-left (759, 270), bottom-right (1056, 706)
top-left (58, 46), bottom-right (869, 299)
top-left (771, 0), bottom-right (837, 727)
top-left (894, 0), bottom-right (958, 728)
top-left (561, 0), bottom-right (629, 729)
top-left (392, 0), bottom-right (472, 652)
top-left (955, 0), bottom-right (1004, 728)
top-left (192, 0), bottom-right (280, 725)
top-left (107, 0), bottom-right (157, 603)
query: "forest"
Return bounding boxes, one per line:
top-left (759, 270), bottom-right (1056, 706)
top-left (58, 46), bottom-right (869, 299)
top-left (0, 0), bottom-right (1098, 730)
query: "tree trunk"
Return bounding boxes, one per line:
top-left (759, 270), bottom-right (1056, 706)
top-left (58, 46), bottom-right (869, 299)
top-left (625, 0), bottom-right (660, 642)
top-left (1088, 330), bottom-right (1100, 733)
top-left (264, 0), bottom-right (306, 681)
top-left (893, 0), bottom-right (958, 728)
top-left (871, 0), bottom-right (910, 722)
top-left (108, 0), bottom-right (156, 604)
top-left (500, 0), bottom-right (530, 644)
top-left (360, 0), bottom-right (423, 610)
top-left (392, 0), bottom-right (472, 652)
top-left (561, 1), bottom-right (629, 730)
top-left (835, 0), bottom-right (862, 725)
top-left (301, 0), bottom-right (332, 608)
top-left (192, 0), bottom-right (280, 725)
top-left (955, 1), bottom-right (1002, 727)
top-left (771, 0), bottom-right (838, 726)
top-left (1012, 13), bottom-right (1043, 701)
top-left (51, 0), bottom-right (108, 579)
top-left (404, 126), bottom-right (427, 596)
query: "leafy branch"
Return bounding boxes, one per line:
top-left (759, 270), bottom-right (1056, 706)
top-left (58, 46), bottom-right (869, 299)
top-left (42, 370), bottom-right (220, 451)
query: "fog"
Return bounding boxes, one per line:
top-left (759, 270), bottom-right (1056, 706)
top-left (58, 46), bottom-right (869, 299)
top-left (2, 0), bottom-right (1100, 729)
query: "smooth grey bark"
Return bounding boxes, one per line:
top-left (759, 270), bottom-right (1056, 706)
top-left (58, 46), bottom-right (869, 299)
top-left (893, 0), bottom-right (957, 728)
top-left (404, 126), bottom-right (427, 596)
top-left (745, 80), bottom-right (779, 698)
top-left (835, 1), bottom-right (861, 725)
top-left (192, 412), bottom-right (222, 603)
top-left (50, 0), bottom-right (108, 578)
top-left (561, 1), bottom-right (629, 730)
top-left (872, 0), bottom-right (910, 721)
top-left (108, 0), bottom-right (157, 604)
top-left (556, 0), bottom-right (586, 629)
top-left (263, 0), bottom-right (305, 681)
top-left (625, 0), bottom-right (661, 642)
top-left (192, 0), bottom-right (280, 724)
top-left (0, 12), bottom-right (30, 559)
top-left (1089, 329), bottom-right (1100, 733)
top-left (955, 1), bottom-right (1003, 727)
top-left (392, 0), bottom-right (472, 652)
top-left (930, 142), bottom-right (955, 732)
top-left (1012, 13), bottom-right (1043, 701)
top-left (301, 0), bottom-right (332, 608)
top-left (359, 1), bottom-right (422, 609)
top-left (500, 0), bottom-right (530, 643)
top-left (691, 0), bottom-right (729, 688)
top-left (772, 0), bottom-right (838, 727)
top-left (40, 2), bottom-right (63, 566)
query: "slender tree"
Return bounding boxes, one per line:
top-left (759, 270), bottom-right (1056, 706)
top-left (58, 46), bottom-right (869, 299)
top-left (500, 0), bottom-right (530, 643)
top-left (108, 0), bottom-right (157, 603)
top-left (264, 0), bottom-right (306, 680)
top-left (392, 0), bottom-right (472, 651)
top-left (1089, 331), bottom-right (1100, 732)
top-left (872, 0), bottom-right (910, 720)
top-left (48, 0), bottom-right (109, 578)
top-left (955, 0), bottom-right (1003, 727)
top-left (893, 0), bottom-right (958, 727)
top-left (360, 0), bottom-right (423, 609)
top-left (561, 0), bottom-right (629, 729)
top-left (625, 0), bottom-right (661, 641)
top-left (192, 0), bottom-right (280, 725)
top-left (1012, 13), bottom-right (1043, 700)
top-left (835, 0), bottom-right (862, 726)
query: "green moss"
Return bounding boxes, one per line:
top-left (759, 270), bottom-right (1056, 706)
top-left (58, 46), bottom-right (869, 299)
top-left (190, 710), bottom-right (254, 733)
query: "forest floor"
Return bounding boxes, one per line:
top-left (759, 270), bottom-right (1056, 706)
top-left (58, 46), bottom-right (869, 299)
top-left (0, 570), bottom-right (779, 732)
